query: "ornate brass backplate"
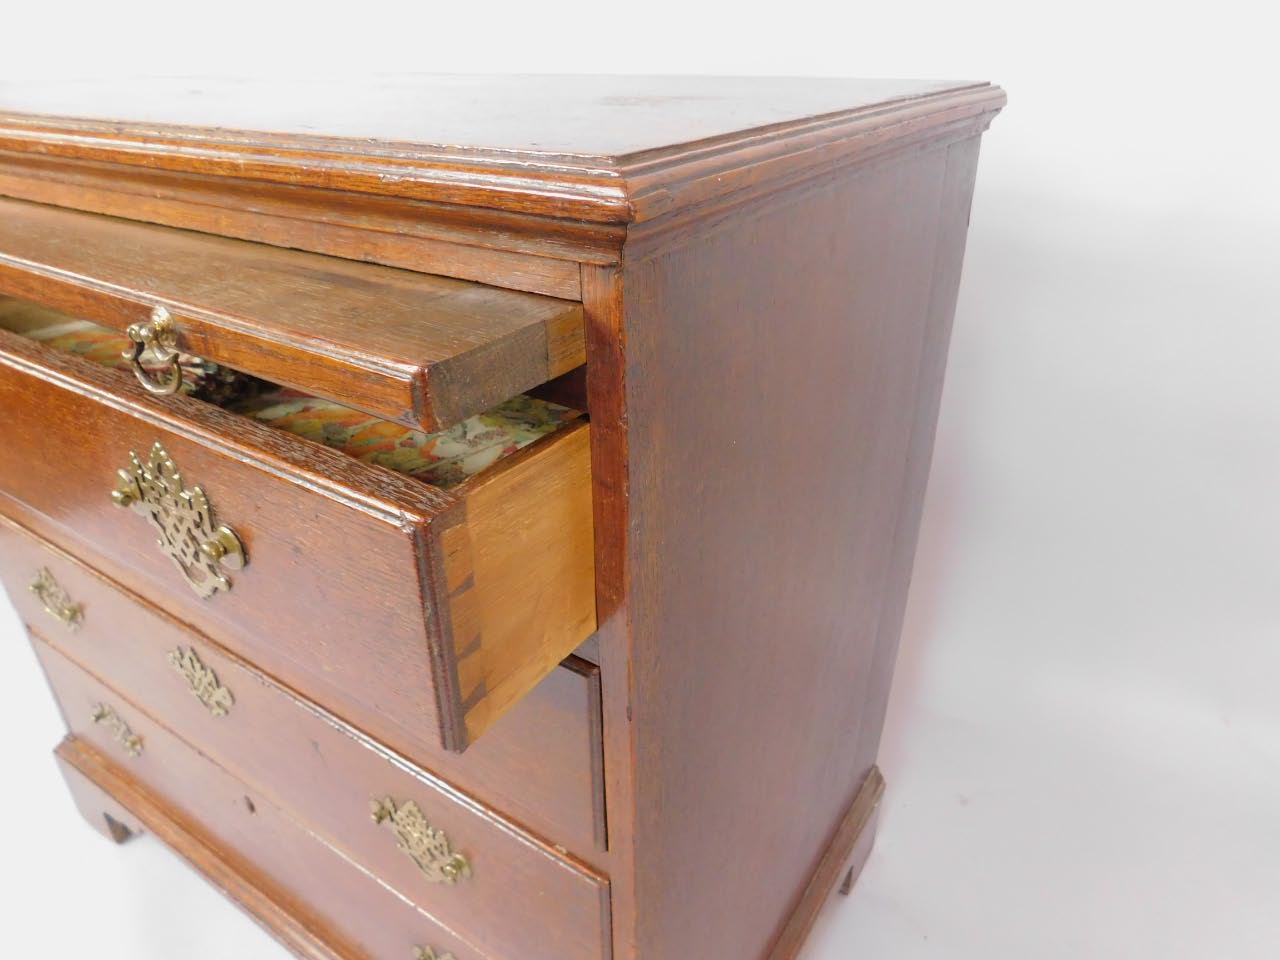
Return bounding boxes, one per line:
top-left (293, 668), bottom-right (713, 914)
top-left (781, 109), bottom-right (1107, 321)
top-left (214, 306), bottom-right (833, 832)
top-left (90, 703), bottom-right (143, 757)
top-left (111, 442), bottom-right (246, 599)
top-left (371, 797), bottom-right (471, 885)
top-left (414, 948), bottom-right (456, 960)
top-left (29, 568), bottom-right (84, 630)
top-left (169, 646), bottom-right (235, 717)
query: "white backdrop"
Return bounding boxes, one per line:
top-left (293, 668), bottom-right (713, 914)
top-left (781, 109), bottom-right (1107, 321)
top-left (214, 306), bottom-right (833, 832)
top-left (1, 2), bottom-right (1277, 957)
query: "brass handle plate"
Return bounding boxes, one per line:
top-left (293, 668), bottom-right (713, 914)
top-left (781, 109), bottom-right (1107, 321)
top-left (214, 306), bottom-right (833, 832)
top-left (415, 949), bottom-right (456, 960)
top-left (29, 568), bottom-right (84, 630)
top-left (371, 797), bottom-right (471, 885)
top-left (169, 646), bottom-right (235, 716)
top-left (111, 441), bottom-right (247, 599)
top-left (123, 306), bottom-right (183, 395)
top-left (90, 703), bottom-right (143, 757)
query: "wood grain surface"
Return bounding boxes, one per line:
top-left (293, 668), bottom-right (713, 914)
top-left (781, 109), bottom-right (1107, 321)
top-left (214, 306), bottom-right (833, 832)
top-left (36, 633), bottom-right (612, 960)
top-left (449, 423), bottom-right (598, 743)
top-left (607, 133), bottom-right (989, 959)
top-left (0, 514), bottom-right (608, 858)
top-left (0, 150), bottom-right (602, 298)
top-left (769, 768), bottom-right (885, 959)
top-left (0, 78), bottom-right (1006, 227)
top-left (0, 197), bottom-right (584, 430)
top-left (0, 326), bottom-right (597, 756)
top-left (0, 77), bottom-right (1006, 960)
top-left (55, 733), bottom-right (489, 960)
top-left (0, 75), bottom-right (977, 156)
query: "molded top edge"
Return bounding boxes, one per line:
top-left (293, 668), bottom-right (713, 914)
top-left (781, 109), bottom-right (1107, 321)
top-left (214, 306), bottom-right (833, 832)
top-left (0, 75), bottom-right (1006, 223)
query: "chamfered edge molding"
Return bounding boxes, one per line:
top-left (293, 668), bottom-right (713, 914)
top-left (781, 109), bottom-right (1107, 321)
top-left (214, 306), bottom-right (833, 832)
top-left (0, 84), bottom-right (1006, 226)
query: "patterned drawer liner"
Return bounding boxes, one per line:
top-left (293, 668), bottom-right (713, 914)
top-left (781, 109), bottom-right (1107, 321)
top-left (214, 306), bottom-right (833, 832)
top-left (2, 305), bottom-right (265, 405)
top-left (20, 316), bottom-right (578, 490)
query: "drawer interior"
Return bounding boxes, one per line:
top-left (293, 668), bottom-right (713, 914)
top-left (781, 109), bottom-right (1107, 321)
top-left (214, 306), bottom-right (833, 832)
top-left (0, 293), bottom-right (597, 754)
top-left (0, 295), bottom-right (580, 491)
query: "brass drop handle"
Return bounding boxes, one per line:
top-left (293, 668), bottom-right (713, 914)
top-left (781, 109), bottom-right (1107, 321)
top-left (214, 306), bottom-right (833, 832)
top-left (123, 306), bottom-right (183, 395)
top-left (110, 442), bottom-right (248, 599)
top-left (169, 646), bottom-right (236, 717)
top-left (29, 568), bottom-right (85, 630)
top-left (371, 797), bottom-right (471, 884)
top-left (90, 703), bottom-right (144, 757)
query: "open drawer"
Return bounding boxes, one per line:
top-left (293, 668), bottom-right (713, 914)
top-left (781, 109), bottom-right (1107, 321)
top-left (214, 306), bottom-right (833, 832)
top-left (0, 196), bottom-right (585, 431)
top-left (0, 299), bottom-right (596, 755)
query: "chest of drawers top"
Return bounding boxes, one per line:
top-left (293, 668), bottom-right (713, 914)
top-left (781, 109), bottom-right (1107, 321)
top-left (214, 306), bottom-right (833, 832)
top-left (0, 76), bottom-right (999, 201)
top-left (0, 75), bottom-right (1003, 287)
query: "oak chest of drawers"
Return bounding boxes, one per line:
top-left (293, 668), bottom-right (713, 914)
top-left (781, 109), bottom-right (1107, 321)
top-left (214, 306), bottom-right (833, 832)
top-left (0, 75), bottom-right (1003, 959)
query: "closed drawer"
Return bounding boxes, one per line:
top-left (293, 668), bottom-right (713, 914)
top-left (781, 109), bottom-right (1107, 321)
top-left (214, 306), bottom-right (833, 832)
top-left (35, 634), bottom-right (611, 960)
top-left (0, 313), bottom-right (596, 755)
top-left (60, 738), bottom-right (490, 960)
top-left (0, 514), bottom-right (606, 854)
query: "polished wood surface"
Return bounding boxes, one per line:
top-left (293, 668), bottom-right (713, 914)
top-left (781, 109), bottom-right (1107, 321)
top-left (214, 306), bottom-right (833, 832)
top-left (36, 634), bottom-right (611, 960)
top-left (852, 138), bottom-right (986, 770)
top-left (0, 515), bottom-right (607, 856)
top-left (56, 735), bottom-right (488, 960)
top-left (0, 77), bottom-right (1005, 228)
top-left (0, 327), bottom-right (597, 755)
top-left (0, 198), bottom-right (584, 430)
top-left (769, 768), bottom-right (885, 960)
top-left (447, 423), bottom-right (598, 743)
top-left (0, 75), bottom-right (974, 156)
top-left (611, 133), bottom-right (991, 958)
top-left (0, 151), bottom-right (596, 298)
top-left (57, 737), bottom-right (145, 846)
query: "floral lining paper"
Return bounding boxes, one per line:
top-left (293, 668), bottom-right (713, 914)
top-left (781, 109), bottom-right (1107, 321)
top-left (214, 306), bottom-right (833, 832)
top-left (25, 319), bottom-right (578, 490)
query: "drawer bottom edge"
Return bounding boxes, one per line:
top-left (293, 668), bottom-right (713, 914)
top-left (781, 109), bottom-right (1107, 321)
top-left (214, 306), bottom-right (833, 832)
top-left (54, 735), bottom-right (492, 960)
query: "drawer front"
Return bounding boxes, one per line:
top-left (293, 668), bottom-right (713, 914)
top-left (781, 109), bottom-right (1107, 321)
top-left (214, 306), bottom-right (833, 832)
top-left (35, 635), bottom-right (611, 960)
top-left (0, 515), bottom-right (607, 854)
top-left (0, 327), bottom-right (596, 754)
top-left (55, 740), bottom-right (485, 960)
top-left (60, 739), bottom-right (490, 960)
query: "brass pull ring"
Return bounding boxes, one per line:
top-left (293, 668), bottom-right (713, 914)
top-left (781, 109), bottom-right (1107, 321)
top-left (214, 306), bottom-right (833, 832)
top-left (123, 306), bottom-right (183, 395)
